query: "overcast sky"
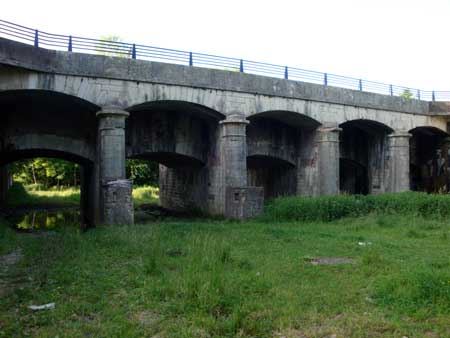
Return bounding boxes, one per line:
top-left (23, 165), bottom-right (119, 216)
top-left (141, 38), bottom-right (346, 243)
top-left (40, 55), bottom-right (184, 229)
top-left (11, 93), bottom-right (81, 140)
top-left (3, 0), bottom-right (449, 90)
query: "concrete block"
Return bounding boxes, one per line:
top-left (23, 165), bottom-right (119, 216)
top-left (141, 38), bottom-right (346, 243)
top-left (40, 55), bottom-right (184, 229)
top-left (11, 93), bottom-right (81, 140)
top-left (225, 186), bottom-right (264, 219)
top-left (102, 179), bottom-right (134, 225)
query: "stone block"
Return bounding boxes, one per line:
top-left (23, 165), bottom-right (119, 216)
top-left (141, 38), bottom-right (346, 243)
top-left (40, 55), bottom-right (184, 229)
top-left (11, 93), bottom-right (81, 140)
top-left (103, 179), bottom-right (134, 225)
top-left (225, 186), bottom-right (264, 219)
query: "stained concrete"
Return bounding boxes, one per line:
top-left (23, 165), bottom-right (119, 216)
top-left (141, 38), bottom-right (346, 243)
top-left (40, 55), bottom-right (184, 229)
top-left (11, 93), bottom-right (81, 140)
top-left (1, 37), bottom-right (450, 224)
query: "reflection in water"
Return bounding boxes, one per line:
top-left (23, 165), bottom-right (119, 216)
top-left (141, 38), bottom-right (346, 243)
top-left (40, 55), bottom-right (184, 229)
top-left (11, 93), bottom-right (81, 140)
top-left (11, 209), bottom-right (80, 231)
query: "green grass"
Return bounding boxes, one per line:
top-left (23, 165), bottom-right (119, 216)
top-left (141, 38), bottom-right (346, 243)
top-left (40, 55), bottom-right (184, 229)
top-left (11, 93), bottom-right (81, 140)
top-left (1, 212), bottom-right (449, 337)
top-left (5, 183), bottom-right (160, 208)
top-left (132, 185), bottom-right (159, 207)
top-left (5, 183), bottom-right (80, 207)
top-left (262, 192), bottom-right (450, 222)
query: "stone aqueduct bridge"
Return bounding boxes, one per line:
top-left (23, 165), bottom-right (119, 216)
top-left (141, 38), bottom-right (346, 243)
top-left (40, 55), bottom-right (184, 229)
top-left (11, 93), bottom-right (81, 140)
top-left (1, 37), bottom-right (450, 225)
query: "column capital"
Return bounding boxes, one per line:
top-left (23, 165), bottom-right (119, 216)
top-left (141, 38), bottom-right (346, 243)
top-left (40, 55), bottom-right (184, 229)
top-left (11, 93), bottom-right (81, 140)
top-left (96, 107), bottom-right (129, 119)
top-left (219, 113), bottom-right (249, 125)
top-left (387, 130), bottom-right (412, 139)
top-left (317, 126), bottom-right (341, 143)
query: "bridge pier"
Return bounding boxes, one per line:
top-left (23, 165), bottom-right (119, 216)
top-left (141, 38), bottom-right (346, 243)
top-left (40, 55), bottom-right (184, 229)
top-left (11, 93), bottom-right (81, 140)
top-left (97, 108), bottom-right (134, 225)
top-left (298, 126), bottom-right (341, 196)
top-left (386, 131), bottom-right (411, 192)
top-left (219, 113), bottom-right (263, 219)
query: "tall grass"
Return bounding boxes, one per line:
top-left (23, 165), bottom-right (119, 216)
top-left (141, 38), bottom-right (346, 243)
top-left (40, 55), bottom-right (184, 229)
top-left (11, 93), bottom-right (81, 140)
top-left (133, 185), bottom-right (159, 206)
top-left (262, 192), bottom-right (450, 222)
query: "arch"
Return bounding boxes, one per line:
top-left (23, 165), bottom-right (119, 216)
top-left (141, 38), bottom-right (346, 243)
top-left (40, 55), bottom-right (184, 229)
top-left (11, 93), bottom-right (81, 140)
top-left (248, 110), bottom-right (321, 129)
top-left (0, 134), bottom-right (96, 166)
top-left (339, 119), bottom-right (391, 195)
top-left (126, 100), bottom-right (225, 122)
top-left (129, 152), bottom-right (204, 168)
top-left (0, 89), bottom-right (100, 114)
top-left (339, 119), bottom-right (394, 134)
top-left (409, 126), bottom-right (449, 138)
top-left (409, 126), bottom-right (450, 193)
top-left (247, 154), bottom-right (296, 169)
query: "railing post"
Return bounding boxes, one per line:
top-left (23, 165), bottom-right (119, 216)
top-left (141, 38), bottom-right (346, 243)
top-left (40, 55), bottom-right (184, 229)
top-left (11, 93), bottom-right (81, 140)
top-left (240, 59), bottom-right (244, 73)
top-left (189, 52), bottom-right (193, 66)
top-left (132, 44), bottom-right (136, 59)
top-left (324, 73), bottom-right (328, 86)
top-left (68, 36), bottom-right (72, 52)
top-left (417, 89), bottom-right (421, 100)
top-left (432, 91), bottom-right (436, 101)
top-left (284, 66), bottom-right (288, 79)
top-left (389, 84), bottom-right (393, 96)
top-left (358, 79), bottom-right (363, 91)
top-left (34, 29), bottom-right (39, 47)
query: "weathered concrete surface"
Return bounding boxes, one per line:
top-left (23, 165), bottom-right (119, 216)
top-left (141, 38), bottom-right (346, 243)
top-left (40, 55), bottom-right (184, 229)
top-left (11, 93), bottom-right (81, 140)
top-left (2, 37), bottom-right (450, 223)
top-left (102, 179), bottom-right (134, 225)
top-left (386, 132), bottom-right (412, 192)
top-left (225, 186), bottom-right (264, 219)
top-left (97, 108), bottom-right (131, 224)
top-left (0, 37), bottom-right (434, 115)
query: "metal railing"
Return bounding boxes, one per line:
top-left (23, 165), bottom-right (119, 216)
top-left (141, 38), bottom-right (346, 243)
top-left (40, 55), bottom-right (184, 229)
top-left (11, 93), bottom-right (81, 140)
top-left (1, 19), bottom-right (449, 102)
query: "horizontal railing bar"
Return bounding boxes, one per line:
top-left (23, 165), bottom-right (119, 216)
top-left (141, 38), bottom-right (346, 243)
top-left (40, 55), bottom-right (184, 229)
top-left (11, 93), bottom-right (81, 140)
top-left (0, 18), bottom-right (448, 101)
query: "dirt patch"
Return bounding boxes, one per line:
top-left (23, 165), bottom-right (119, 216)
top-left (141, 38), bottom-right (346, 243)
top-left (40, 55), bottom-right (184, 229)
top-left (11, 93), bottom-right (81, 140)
top-left (305, 257), bottom-right (355, 265)
top-left (136, 310), bottom-right (161, 326)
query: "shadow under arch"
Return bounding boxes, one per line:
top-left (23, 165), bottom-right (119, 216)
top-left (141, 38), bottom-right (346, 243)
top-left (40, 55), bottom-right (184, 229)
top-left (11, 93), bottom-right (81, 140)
top-left (247, 110), bottom-right (321, 130)
top-left (0, 89), bottom-right (100, 114)
top-left (339, 119), bottom-right (393, 195)
top-left (126, 100), bottom-right (225, 122)
top-left (125, 100), bottom-right (225, 214)
top-left (246, 110), bottom-right (320, 201)
top-left (409, 126), bottom-right (450, 192)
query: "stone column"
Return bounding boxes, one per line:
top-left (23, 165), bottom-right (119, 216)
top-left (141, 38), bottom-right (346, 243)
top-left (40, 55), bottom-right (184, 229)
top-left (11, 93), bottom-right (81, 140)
top-left (317, 126), bottom-right (341, 195)
top-left (219, 113), bottom-right (249, 188)
top-left (97, 107), bottom-right (133, 225)
top-left (219, 113), bottom-right (264, 219)
top-left (387, 131), bottom-right (411, 192)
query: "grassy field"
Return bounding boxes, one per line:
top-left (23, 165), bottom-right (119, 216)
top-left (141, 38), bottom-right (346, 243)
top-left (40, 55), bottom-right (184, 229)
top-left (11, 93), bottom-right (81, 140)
top-left (4, 183), bottom-right (159, 208)
top-left (1, 205), bottom-right (449, 337)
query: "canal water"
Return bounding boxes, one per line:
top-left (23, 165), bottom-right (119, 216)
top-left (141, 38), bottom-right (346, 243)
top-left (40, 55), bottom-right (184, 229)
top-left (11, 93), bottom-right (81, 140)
top-left (7, 208), bottom-right (80, 231)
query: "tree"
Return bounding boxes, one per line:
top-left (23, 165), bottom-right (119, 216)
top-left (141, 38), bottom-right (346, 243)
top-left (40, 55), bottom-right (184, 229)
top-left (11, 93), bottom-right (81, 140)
top-left (96, 35), bottom-right (131, 58)
top-left (400, 88), bottom-right (414, 99)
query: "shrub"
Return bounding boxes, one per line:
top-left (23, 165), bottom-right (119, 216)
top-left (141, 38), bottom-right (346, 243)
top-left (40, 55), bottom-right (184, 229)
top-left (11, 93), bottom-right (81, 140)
top-left (262, 192), bottom-right (450, 222)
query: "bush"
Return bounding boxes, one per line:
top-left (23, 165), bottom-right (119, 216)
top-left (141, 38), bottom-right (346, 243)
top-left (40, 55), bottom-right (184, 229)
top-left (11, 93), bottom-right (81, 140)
top-left (262, 192), bottom-right (450, 222)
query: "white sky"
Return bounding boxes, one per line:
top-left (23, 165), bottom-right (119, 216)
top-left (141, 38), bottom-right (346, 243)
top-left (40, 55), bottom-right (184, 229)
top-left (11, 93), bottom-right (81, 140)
top-left (3, 0), bottom-right (449, 90)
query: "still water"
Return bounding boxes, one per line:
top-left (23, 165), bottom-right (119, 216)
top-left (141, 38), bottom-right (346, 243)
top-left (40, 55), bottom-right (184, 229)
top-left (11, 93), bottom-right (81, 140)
top-left (9, 209), bottom-right (80, 231)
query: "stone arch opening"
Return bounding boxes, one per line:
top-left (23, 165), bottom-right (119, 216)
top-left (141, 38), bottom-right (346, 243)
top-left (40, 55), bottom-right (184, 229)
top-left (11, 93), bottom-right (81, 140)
top-left (0, 150), bottom-right (95, 229)
top-left (339, 119), bottom-right (393, 194)
top-left (0, 89), bottom-right (99, 226)
top-left (126, 100), bottom-right (223, 214)
top-left (247, 110), bottom-right (320, 200)
top-left (409, 126), bottom-right (450, 192)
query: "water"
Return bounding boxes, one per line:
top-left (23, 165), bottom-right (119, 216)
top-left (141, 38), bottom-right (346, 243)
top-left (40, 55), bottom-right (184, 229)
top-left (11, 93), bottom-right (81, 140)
top-left (8, 208), bottom-right (80, 231)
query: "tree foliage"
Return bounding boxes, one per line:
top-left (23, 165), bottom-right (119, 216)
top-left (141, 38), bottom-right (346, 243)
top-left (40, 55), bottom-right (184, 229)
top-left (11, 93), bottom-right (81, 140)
top-left (10, 158), bottom-right (80, 188)
top-left (96, 35), bottom-right (131, 58)
top-left (400, 88), bottom-right (414, 99)
top-left (126, 159), bottom-right (159, 186)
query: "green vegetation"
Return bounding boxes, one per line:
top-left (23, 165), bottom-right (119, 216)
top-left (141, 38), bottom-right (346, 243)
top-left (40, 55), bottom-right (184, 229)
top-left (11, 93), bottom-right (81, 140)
top-left (10, 158), bottom-right (80, 189)
top-left (400, 88), bottom-right (414, 99)
top-left (5, 183), bottom-right (80, 207)
top-left (5, 183), bottom-right (159, 208)
top-left (1, 194), bottom-right (450, 337)
top-left (133, 186), bottom-right (160, 207)
top-left (263, 192), bottom-right (450, 222)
